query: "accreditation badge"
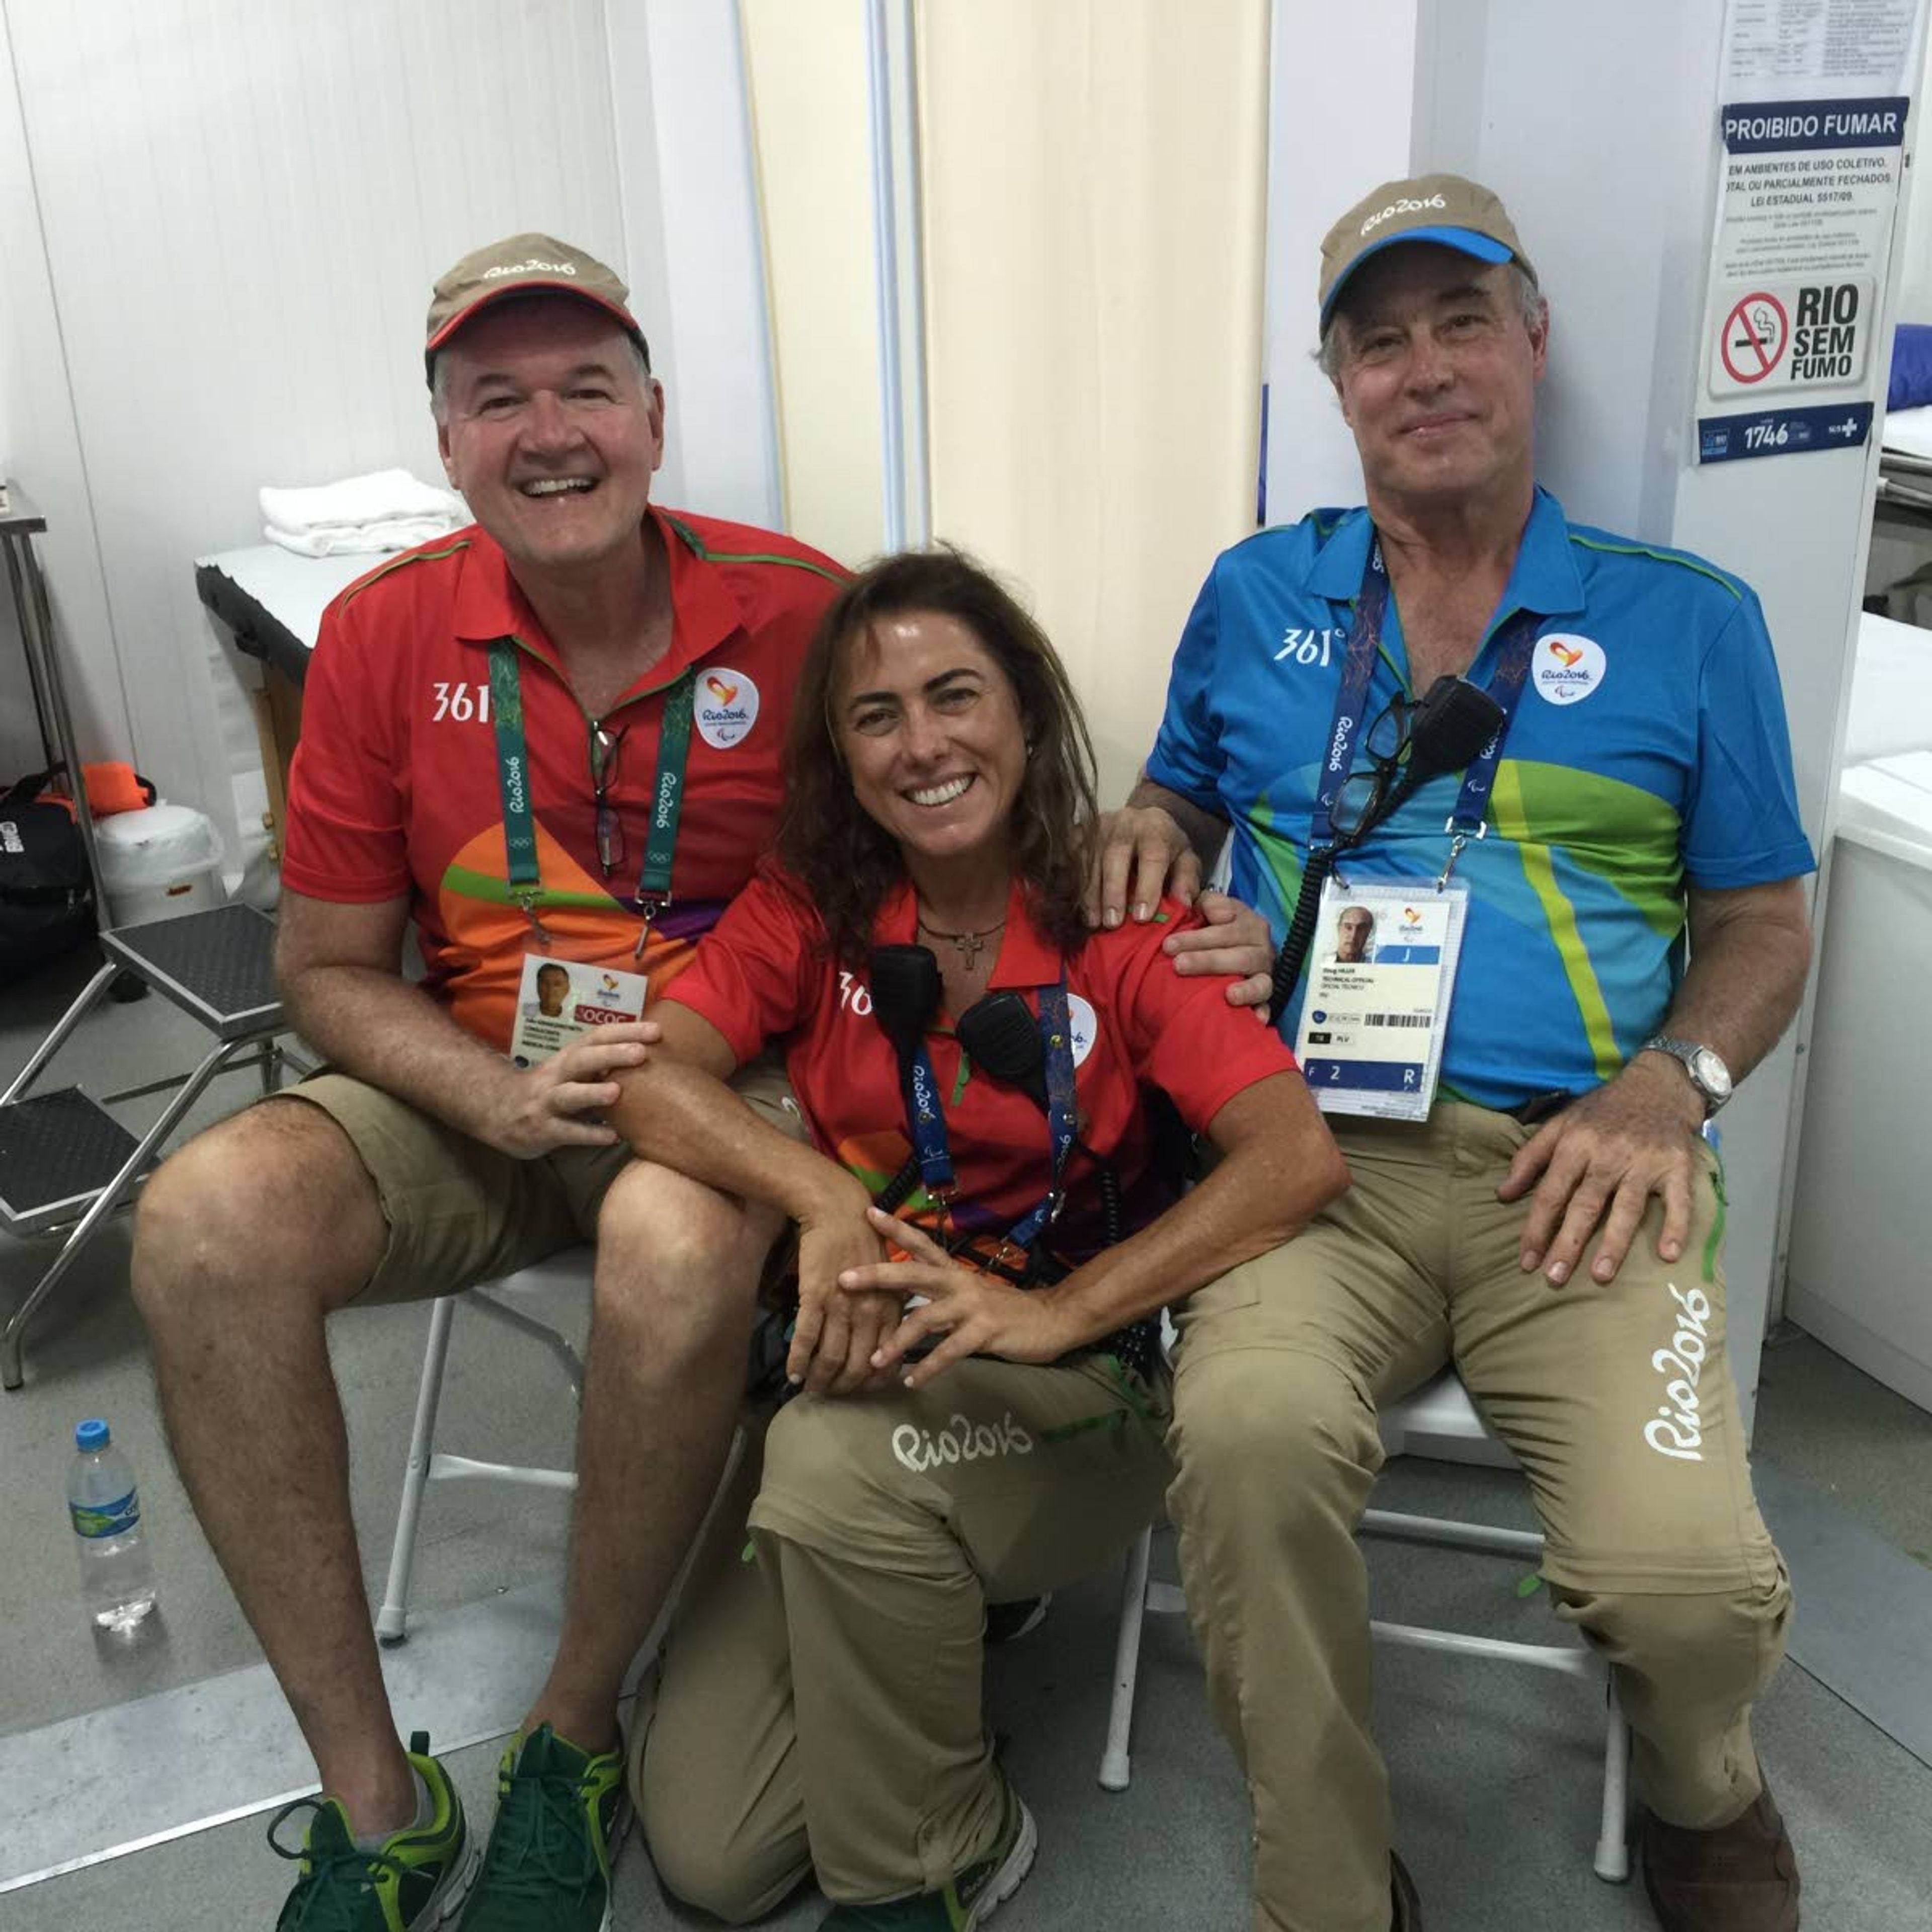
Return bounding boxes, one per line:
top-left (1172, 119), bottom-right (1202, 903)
top-left (508, 952), bottom-right (649, 1068)
top-left (1292, 878), bottom-right (1468, 1121)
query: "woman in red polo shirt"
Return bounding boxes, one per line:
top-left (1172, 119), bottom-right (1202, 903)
top-left (607, 550), bottom-right (1345, 1931)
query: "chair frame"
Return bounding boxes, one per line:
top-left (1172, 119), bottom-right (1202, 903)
top-left (1099, 1372), bottom-right (1632, 1886)
top-left (376, 1255), bottom-right (593, 1644)
top-left (374, 1244), bottom-right (744, 1669)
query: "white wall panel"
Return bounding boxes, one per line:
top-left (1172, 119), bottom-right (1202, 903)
top-left (1263, 0), bottom-right (1421, 523)
top-left (610, 0), bottom-right (782, 528)
top-left (0, 1), bottom-right (130, 790)
top-left (1, 0), bottom-right (634, 851)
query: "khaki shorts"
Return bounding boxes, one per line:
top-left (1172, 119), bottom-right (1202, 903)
top-left (275, 1051), bottom-right (802, 1306)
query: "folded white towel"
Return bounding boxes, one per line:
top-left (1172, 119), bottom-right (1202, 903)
top-left (259, 468), bottom-right (465, 536)
top-left (263, 516), bottom-right (462, 559)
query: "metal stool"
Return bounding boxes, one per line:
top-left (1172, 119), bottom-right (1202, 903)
top-left (1100, 1370), bottom-right (1632, 1884)
top-left (0, 903), bottom-right (301, 1388)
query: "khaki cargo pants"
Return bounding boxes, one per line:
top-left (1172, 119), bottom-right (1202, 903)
top-left (1167, 1101), bottom-right (1791, 1932)
top-left (631, 1351), bottom-right (1172, 1917)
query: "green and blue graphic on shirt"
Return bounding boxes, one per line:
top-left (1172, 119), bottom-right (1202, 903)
top-left (1147, 488), bottom-right (1815, 1111)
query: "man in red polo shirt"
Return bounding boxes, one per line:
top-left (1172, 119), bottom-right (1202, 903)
top-left (130, 234), bottom-right (845, 1932)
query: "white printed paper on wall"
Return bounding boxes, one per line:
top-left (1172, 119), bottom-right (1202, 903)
top-left (1696, 0), bottom-right (1926, 463)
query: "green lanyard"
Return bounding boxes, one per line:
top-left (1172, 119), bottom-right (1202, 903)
top-left (487, 638), bottom-right (696, 951)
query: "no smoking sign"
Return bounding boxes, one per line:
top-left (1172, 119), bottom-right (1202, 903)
top-left (1708, 277), bottom-right (1871, 400)
top-left (1719, 291), bottom-right (1787, 385)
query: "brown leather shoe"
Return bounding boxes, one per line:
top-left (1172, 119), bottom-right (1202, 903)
top-left (1390, 1851), bottom-right (1423, 1930)
top-left (1641, 1779), bottom-right (1800, 1930)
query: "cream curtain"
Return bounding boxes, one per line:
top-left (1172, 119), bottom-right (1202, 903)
top-left (917, 0), bottom-right (1270, 798)
top-left (740, 0), bottom-right (885, 566)
top-left (742, 1), bottom-right (1271, 800)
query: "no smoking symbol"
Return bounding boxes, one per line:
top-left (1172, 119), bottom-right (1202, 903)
top-left (1721, 291), bottom-right (1788, 384)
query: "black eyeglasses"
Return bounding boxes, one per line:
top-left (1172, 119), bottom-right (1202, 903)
top-left (1328, 696), bottom-right (1416, 844)
top-left (589, 725), bottom-right (628, 876)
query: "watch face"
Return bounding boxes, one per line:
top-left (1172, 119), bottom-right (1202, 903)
top-left (1691, 1046), bottom-right (1732, 1099)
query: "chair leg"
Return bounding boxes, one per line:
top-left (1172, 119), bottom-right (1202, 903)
top-left (376, 1296), bottom-right (458, 1645)
top-left (1099, 1522), bottom-right (1154, 1792)
top-left (1594, 1671), bottom-right (1633, 1882)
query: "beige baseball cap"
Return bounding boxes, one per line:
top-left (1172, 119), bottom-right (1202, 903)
top-left (424, 232), bottom-right (649, 375)
top-left (1318, 174), bottom-right (1534, 325)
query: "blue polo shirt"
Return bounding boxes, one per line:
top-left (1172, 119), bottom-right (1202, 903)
top-left (1146, 487), bottom-right (1815, 1111)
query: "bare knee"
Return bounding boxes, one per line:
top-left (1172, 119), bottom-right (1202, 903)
top-left (592, 1162), bottom-right (774, 1342)
top-left (131, 1101), bottom-right (382, 1330)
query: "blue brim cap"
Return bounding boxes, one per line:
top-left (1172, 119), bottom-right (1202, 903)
top-left (1319, 227), bottom-right (1515, 322)
top-left (1318, 175), bottom-right (1534, 326)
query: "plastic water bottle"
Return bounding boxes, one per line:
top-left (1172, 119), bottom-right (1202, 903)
top-left (68, 1418), bottom-right (157, 1632)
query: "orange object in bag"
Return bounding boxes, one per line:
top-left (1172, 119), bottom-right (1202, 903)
top-left (81, 762), bottom-right (157, 817)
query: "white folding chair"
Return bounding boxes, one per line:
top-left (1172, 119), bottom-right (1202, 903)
top-left (374, 1243), bottom-right (748, 1667)
top-left (1100, 1369), bottom-right (1632, 1885)
top-left (376, 1246), bottom-right (597, 1644)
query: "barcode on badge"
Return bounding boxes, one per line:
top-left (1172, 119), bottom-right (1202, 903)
top-left (1363, 1013), bottom-right (1432, 1028)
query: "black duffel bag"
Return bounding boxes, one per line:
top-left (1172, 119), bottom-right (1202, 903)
top-left (0, 770), bottom-right (95, 982)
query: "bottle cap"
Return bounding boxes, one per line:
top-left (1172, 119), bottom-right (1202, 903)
top-left (75, 1418), bottom-right (110, 1452)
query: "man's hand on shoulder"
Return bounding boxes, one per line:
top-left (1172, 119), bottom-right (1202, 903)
top-left (1161, 890), bottom-right (1274, 1018)
top-left (469, 1021), bottom-right (662, 1160)
top-left (1496, 1054), bottom-right (1708, 1289)
top-left (1086, 804), bottom-right (1200, 929)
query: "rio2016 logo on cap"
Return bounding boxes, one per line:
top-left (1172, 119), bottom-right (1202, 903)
top-left (693, 667), bottom-right (760, 749)
top-left (1359, 192), bottom-right (1447, 236)
top-left (1532, 633), bottom-right (1606, 707)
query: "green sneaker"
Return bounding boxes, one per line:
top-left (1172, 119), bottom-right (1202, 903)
top-left (819, 1774), bottom-right (1037, 1929)
top-left (456, 1723), bottom-right (627, 1931)
top-left (269, 1733), bottom-right (475, 1930)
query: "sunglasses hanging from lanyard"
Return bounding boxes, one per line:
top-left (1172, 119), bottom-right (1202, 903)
top-left (865, 945), bottom-right (1109, 1278)
top-left (1265, 672), bottom-right (1506, 1024)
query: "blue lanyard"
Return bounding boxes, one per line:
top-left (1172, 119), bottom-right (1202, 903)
top-left (903, 981), bottom-right (1079, 1247)
top-left (1309, 543), bottom-right (1543, 852)
top-left (1308, 544), bottom-right (1390, 851)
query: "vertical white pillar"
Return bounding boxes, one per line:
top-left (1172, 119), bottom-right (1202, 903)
top-left (1264, 1), bottom-right (1424, 519)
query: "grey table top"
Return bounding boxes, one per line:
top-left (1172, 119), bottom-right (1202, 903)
top-left (0, 482), bottom-right (47, 537)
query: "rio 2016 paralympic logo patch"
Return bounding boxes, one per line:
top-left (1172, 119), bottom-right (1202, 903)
top-left (693, 666), bottom-right (760, 748)
top-left (1531, 633), bottom-right (1606, 706)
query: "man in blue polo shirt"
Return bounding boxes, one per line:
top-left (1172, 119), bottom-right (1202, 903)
top-left (1099, 175), bottom-right (1812, 1932)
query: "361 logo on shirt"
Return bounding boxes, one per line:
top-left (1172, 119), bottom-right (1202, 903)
top-left (430, 681), bottom-right (493, 724)
top-left (1274, 627), bottom-right (1344, 667)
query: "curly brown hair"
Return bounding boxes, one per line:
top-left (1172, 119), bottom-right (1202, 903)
top-left (775, 547), bottom-right (1099, 968)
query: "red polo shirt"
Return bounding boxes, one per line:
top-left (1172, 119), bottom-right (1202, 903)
top-left (282, 508), bottom-right (843, 1048)
top-left (667, 867), bottom-right (1299, 1259)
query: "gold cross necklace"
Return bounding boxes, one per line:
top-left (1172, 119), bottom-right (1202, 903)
top-left (917, 912), bottom-right (1006, 972)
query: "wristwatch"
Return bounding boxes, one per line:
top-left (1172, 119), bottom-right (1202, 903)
top-left (1640, 1035), bottom-right (1733, 1116)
